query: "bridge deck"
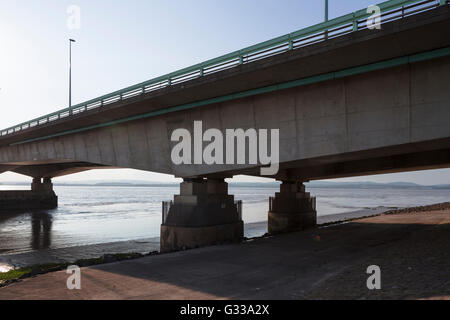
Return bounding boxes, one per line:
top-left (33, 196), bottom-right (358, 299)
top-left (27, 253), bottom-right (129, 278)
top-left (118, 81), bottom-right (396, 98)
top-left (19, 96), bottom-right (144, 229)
top-left (1, 1), bottom-right (449, 147)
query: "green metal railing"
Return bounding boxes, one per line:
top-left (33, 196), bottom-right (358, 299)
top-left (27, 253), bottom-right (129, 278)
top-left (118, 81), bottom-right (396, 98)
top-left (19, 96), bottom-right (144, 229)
top-left (1, 0), bottom-right (447, 137)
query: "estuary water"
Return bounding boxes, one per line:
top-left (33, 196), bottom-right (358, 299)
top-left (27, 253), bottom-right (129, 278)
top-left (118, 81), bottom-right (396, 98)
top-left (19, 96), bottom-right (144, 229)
top-left (0, 185), bottom-right (450, 256)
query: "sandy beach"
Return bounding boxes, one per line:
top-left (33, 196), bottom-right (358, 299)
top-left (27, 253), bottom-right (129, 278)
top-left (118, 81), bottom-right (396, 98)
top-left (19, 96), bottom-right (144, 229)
top-left (0, 203), bottom-right (449, 299)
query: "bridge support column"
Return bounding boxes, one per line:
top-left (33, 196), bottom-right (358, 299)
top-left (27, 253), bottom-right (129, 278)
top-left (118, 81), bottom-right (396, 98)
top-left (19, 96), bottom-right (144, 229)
top-left (30, 178), bottom-right (58, 209)
top-left (160, 178), bottom-right (243, 253)
top-left (0, 178), bottom-right (58, 211)
top-left (268, 181), bottom-right (316, 234)
top-left (31, 178), bottom-right (54, 193)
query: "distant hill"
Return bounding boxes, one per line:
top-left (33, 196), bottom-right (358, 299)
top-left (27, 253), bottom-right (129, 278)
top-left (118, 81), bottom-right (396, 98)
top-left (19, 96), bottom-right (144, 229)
top-left (429, 184), bottom-right (450, 189)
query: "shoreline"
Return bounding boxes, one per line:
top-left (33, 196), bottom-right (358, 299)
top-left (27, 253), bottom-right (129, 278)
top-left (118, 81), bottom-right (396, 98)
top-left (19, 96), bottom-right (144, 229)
top-left (1, 205), bottom-right (448, 299)
top-left (1, 202), bottom-right (449, 284)
top-left (0, 206), bottom-right (391, 270)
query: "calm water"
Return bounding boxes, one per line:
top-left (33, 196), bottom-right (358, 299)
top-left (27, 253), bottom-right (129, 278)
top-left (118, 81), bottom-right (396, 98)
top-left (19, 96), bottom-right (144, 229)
top-left (0, 185), bottom-right (449, 255)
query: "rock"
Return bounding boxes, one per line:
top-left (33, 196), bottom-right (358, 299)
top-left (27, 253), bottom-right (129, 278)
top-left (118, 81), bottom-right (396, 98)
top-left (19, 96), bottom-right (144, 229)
top-left (103, 254), bottom-right (117, 263)
top-left (30, 266), bottom-right (41, 276)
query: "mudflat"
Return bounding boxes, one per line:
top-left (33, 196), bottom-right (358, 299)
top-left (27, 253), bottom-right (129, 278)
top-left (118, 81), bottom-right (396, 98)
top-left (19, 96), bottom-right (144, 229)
top-left (0, 208), bottom-right (448, 300)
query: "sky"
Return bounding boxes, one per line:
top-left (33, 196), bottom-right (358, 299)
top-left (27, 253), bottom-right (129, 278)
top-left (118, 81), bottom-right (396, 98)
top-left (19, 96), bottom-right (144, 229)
top-left (0, 0), bottom-right (449, 185)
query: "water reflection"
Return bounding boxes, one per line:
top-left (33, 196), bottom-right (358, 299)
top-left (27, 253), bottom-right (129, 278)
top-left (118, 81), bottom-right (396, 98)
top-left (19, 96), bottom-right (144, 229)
top-left (3, 185), bottom-right (450, 255)
top-left (31, 212), bottom-right (53, 250)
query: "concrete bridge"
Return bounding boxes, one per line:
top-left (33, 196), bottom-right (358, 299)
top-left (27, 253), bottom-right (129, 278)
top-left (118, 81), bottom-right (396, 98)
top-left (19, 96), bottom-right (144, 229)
top-left (1, 0), bottom-right (450, 251)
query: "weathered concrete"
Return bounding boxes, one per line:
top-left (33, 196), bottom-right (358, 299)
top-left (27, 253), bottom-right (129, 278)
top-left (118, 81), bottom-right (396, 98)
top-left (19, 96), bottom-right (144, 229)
top-left (31, 177), bottom-right (52, 192)
top-left (0, 178), bottom-right (57, 210)
top-left (161, 179), bottom-right (243, 252)
top-left (161, 222), bottom-right (243, 253)
top-left (0, 210), bottom-right (448, 300)
top-left (268, 181), bottom-right (316, 234)
top-left (0, 191), bottom-right (57, 210)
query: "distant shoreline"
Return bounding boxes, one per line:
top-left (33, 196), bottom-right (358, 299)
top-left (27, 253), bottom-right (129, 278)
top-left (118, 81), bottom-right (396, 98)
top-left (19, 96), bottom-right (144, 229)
top-left (0, 181), bottom-right (449, 190)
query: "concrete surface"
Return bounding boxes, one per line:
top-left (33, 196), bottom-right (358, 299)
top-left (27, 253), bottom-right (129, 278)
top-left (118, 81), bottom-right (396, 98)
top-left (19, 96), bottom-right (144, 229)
top-left (268, 181), bottom-right (316, 234)
top-left (161, 179), bottom-right (243, 252)
top-left (0, 210), bottom-right (448, 300)
top-left (0, 191), bottom-right (57, 210)
top-left (0, 178), bottom-right (57, 210)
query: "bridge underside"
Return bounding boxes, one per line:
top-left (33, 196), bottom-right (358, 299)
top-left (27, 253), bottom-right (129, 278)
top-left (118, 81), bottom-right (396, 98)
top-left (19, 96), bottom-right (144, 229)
top-left (237, 138), bottom-right (450, 181)
top-left (1, 134), bottom-right (449, 182)
top-left (0, 162), bottom-right (114, 178)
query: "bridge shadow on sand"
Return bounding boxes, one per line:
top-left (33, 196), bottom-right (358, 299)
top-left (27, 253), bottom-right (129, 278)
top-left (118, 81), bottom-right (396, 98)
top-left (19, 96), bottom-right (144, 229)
top-left (83, 211), bottom-right (450, 300)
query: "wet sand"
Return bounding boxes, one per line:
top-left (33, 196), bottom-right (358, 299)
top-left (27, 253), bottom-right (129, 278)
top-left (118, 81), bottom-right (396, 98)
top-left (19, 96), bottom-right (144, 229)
top-left (0, 207), bottom-right (389, 270)
top-left (0, 239), bottom-right (160, 271)
top-left (0, 205), bottom-right (448, 300)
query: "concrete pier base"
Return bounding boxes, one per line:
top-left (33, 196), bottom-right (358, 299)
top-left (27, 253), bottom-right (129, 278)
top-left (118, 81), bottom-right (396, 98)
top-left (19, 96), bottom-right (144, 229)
top-left (160, 178), bottom-right (243, 252)
top-left (268, 181), bottom-right (316, 234)
top-left (0, 178), bottom-right (57, 211)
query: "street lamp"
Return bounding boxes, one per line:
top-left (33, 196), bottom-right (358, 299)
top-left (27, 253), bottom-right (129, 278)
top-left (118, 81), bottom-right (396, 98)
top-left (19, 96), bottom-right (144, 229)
top-left (69, 39), bottom-right (76, 115)
top-left (324, 0), bottom-right (329, 40)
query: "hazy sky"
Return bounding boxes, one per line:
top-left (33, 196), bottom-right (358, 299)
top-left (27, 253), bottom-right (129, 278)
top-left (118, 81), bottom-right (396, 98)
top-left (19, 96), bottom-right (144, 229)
top-left (0, 0), bottom-right (449, 185)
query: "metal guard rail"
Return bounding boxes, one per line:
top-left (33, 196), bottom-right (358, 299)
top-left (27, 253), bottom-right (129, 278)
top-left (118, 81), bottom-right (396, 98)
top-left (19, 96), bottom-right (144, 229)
top-left (1, 0), bottom-right (448, 137)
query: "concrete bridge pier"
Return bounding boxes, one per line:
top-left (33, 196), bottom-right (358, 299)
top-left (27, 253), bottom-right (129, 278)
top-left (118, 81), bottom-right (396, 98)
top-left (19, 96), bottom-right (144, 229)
top-left (0, 177), bottom-right (58, 211)
top-left (30, 177), bottom-right (58, 209)
top-left (160, 178), bottom-right (244, 252)
top-left (31, 177), bottom-right (54, 193)
top-left (268, 181), bottom-right (317, 234)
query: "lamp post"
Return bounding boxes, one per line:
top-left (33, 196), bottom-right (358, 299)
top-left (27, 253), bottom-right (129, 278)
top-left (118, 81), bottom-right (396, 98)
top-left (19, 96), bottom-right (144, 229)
top-left (69, 39), bottom-right (76, 115)
top-left (324, 0), bottom-right (329, 39)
